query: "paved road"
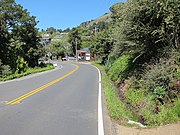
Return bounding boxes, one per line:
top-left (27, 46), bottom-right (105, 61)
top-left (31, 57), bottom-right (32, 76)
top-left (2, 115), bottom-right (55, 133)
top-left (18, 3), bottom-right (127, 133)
top-left (0, 62), bottom-right (99, 135)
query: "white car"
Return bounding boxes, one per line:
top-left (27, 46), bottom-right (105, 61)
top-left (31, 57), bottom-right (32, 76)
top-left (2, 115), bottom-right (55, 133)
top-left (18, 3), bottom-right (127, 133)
top-left (85, 53), bottom-right (90, 61)
top-left (62, 57), bottom-right (67, 61)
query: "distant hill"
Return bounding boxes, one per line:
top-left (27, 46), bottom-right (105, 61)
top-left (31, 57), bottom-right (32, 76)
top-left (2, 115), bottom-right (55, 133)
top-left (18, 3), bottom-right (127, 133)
top-left (80, 12), bottom-right (112, 28)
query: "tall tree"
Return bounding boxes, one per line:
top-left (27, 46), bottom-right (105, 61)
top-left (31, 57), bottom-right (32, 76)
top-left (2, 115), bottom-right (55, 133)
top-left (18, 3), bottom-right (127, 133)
top-left (68, 28), bottom-right (82, 55)
top-left (0, 0), bottom-right (41, 68)
top-left (90, 29), bottom-right (113, 64)
top-left (46, 27), bottom-right (56, 34)
top-left (110, 0), bottom-right (180, 63)
top-left (47, 40), bottom-right (66, 58)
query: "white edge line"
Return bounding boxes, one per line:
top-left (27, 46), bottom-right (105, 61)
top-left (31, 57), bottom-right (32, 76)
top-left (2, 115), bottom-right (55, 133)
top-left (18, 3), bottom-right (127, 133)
top-left (71, 63), bottom-right (104, 135)
top-left (93, 65), bottom-right (105, 135)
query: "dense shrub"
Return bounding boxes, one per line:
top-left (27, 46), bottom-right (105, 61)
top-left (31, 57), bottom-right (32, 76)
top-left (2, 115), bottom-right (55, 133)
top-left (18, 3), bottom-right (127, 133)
top-left (16, 57), bottom-right (28, 74)
top-left (142, 60), bottom-right (173, 92)
top-left (0, 65), bottom-right (12, 78)
top-left (142, 58), bottom-right (180, 103)
top-left (0, 59), bottom-right (12, 78)
top-left (0, 63), bottom-right (54, 81)
top-left (122, 55), bottom-right (180, 126)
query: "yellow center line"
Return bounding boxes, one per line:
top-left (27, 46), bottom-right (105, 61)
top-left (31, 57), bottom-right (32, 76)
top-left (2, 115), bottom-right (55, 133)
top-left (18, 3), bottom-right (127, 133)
top-left (5, 64), bottom-right (79, 105)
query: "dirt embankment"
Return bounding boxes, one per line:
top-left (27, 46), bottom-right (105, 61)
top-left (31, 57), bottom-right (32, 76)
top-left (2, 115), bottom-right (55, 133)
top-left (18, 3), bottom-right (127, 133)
top-left (114, 121), bottom-right (180, 135)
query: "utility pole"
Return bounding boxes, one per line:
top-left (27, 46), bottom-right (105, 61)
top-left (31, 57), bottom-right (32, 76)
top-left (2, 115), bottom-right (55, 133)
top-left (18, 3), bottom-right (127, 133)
top-left (75, 38), bottom-right (78, 62)
top-left (95, 26), bottom-right (97, 35)
top-left (95, 25), bottom-right (99, 35)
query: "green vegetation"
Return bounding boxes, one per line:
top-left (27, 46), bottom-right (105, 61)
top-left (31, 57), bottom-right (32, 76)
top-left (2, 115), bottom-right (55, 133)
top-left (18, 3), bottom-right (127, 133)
top-left (107, 55), bottom-right (131, 84)
top-left (45, 40), bottom-right (66, 58)
top-left (68, 28), bottom-right (82, 55)
top-left (61, 0), bottom-right (180, 127)
top-left (0, 0), bottom-right (60, 81)
top-left (125, 85), bottom-right (180, 126)
top-left (142, 99), bottom-right (180, 126)
top-left (95, 54), bottom-right (180, 127)
top-left (89, 0), bottom-right (180, 127)
top-left (0, 63), bottom-right (54, 81)
top-left (0, 0), bottom-right (41, 69)
top-left (0, 0), bottom-right (46, 80)
top-left (121, 55), bottom-right (180, 126)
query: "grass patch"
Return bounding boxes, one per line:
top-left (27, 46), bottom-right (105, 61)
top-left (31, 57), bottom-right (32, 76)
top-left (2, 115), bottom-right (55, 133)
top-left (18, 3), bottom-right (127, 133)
top-left (94, 63), bottom-right (138, 123)
top-left (107, 55), bottom-right (131, 84)
top-left (141, 99), bottom-right (180, 126)
top-left (0, 63), bottom-right (55, 81)
top-left (125, 80), bottom-right (180, 127)
top-left (125, 88), bottom-right (148, 107)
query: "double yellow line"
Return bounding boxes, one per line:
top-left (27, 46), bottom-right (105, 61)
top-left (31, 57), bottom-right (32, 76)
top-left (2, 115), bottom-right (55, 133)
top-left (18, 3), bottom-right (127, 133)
top-left (5, 64), bottom-right (79, 105)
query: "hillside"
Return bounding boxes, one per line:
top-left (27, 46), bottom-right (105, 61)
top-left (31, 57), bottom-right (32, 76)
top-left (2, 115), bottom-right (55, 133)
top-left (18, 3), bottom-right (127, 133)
top-left (80, 12), bottom-right (112, 28)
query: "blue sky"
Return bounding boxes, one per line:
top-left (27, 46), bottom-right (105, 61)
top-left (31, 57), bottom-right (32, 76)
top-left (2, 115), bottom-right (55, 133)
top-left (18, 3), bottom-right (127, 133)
top-left (15, 0), bottom-right (126, 30)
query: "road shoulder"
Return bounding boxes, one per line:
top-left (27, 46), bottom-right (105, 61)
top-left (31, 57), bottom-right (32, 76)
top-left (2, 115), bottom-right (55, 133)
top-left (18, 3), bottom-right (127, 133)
top-left (102, 88), bottom-right (115, 135)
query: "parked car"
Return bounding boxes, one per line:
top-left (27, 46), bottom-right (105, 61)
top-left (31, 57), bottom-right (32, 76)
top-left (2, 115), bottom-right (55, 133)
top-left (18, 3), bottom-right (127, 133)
top-left (62, 57), bottom-right (67, 61)
top-left (68, 56), bottom-right (76, 60)
top-left (85, 53), bottom-right (91, 61)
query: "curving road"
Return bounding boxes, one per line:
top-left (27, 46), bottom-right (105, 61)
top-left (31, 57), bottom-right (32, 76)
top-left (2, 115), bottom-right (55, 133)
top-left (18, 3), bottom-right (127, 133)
top-left (0, 62), bottom-right (100, 135)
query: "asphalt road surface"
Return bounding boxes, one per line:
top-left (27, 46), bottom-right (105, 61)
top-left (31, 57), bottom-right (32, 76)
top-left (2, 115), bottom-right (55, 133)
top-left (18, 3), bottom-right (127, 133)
top-left (0, 62), bottom-right (99, 135)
